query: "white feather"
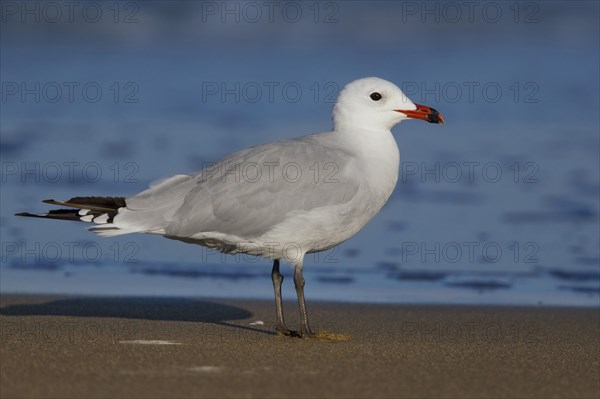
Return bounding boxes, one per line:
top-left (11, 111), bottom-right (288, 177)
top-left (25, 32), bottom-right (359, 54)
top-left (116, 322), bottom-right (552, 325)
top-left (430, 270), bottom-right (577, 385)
top-left (93, 213), bottom-right (109, 224)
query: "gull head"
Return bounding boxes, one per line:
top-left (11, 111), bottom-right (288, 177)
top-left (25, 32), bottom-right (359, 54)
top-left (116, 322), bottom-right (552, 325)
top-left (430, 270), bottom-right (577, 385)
top-left (333, 77), bottom-right (444, 131)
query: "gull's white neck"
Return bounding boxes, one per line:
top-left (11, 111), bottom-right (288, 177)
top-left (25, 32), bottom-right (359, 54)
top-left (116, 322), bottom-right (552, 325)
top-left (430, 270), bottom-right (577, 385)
top-left (333, 124), bottom-right (400, 202)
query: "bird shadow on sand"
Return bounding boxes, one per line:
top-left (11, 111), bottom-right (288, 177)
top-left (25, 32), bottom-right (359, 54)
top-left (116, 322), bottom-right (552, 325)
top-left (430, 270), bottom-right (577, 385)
top-left (0, 296), bottom-right (275, 336)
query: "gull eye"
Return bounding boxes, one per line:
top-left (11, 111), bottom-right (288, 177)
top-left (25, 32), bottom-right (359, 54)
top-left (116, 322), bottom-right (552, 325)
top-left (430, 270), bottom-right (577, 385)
top-left (369, 92), bottom-right (382, 101)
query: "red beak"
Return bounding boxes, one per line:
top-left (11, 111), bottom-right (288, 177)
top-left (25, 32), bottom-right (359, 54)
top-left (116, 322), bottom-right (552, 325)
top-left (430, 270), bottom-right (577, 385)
top-left (396, 104), bottom-right (445, 124)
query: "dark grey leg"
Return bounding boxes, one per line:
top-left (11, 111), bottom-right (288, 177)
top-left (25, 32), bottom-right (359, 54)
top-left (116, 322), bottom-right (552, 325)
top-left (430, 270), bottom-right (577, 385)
top-left (271, 259), bottom-right (290, 335)
top-left (293, 259), bottom-right (314, 337)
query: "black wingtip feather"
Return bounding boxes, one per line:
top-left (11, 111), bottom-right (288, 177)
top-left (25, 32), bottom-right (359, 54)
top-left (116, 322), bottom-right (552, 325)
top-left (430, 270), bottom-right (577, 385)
top-left (17, 196), bottom-right (125, 223)
top-left (16, 209), bottom-right (77, 220)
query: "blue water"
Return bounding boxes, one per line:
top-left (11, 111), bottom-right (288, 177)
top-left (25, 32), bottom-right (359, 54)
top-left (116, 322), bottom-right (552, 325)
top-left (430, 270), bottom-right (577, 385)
top-left (1, 1), bottom-right (599, 307)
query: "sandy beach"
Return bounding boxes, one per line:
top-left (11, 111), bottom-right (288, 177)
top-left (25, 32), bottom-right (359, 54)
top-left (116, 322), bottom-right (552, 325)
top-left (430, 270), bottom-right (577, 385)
top-left (0, 294), bottom-right (598, 398)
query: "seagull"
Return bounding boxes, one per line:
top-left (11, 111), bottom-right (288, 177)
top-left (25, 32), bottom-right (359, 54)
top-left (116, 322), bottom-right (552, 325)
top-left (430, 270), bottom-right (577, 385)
top-left (16, 77), bottom-right (444, 337)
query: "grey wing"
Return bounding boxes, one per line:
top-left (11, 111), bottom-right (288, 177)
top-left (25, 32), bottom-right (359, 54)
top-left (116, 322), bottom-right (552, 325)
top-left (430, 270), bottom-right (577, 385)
top-left (164, 135), bottom-right (361, 238)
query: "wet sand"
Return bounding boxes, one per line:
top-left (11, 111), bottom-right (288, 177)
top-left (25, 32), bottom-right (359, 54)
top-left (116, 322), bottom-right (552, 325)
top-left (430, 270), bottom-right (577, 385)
top-left (1, 294), bottom-right (598, 398)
